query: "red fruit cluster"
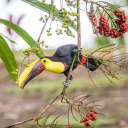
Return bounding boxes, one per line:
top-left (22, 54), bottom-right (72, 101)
top-left (66, 124), bottom-right (73, 128)
top-left (95, 10), bottom-right (128, 38)
top-left (115, 10), bottom-right (127, 23)
top-left (97, 13), bottom-right (110, 37)
top-left (115, 10), bottom-right (128, 38)
top-left (84, 120), bottom-right (91, 127)
top-left (80, 110), bottom-right (98, 127)
top-left (110, 28), bottom-right (119, 38)
top-left (88, 7), bottom-right (98, 26)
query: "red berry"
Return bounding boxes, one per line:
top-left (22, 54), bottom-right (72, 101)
top-left (93, 116), bottom-right (97, 120)
top-left (80, 120), bottom-right (83, 123)
top-left (95, 111), bottom-right (99, 114)
top-left (84, 117), bottom-right (89, 121)
top-left (121, 35), bottom-right (124, 38)
top-left (89, 112), bottom-right (94, 116)
top-left (86, 114), bottom-right (90, 117)
top-left (84, 121), bottom-right (91, 127)
top-left (70, 124), bottom-right (73, 128)
top-left (88, 116), bottom-right (93, 120)
top-left (66, 124), bottom-right (73, 128)
top-left (111, 35), bottom-right (114, 38)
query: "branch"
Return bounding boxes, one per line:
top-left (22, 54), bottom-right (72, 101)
top-left (33, 91), bottom-right (62, 122)
top-left (77, 0), bottom-right (81, 49)
top-left (5, 118), bottom-right (33, 128)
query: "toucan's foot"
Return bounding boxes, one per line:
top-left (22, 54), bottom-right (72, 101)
top-left (73, 49), bottom-right (81, 54)
top-left (69, 75), bottom-right (73, 82)
top-left (62, 81), bottom-right (70, 87)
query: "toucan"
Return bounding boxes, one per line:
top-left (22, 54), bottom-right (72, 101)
top-left (18, 44), bottom-right (101, 89)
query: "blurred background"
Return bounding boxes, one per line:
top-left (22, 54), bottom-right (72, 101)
top-left (0, 0), bottom-right (128, 127)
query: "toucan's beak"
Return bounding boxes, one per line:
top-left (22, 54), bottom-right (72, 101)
top-left (18, 59), bottom-right (45, 89)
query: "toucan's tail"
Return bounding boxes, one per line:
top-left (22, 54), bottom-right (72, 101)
top-left (82, 56), bottom-right (102, 71)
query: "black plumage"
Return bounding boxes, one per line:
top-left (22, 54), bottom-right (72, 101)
top-left (41, 44), bottom-right (101, 79)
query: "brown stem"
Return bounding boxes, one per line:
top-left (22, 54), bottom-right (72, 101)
top-left (33, 92), bottom-right (62, 122)
top-left (37, 17), bottom-right (49, 43)
top-left (77, 25), bottom-right (81, 49)
top-left (5, 118), bottom-right (33, 128)
top-left (77, 0), bottom-right (81, 49)
top-left (65, 68), bottom-right (73, 83)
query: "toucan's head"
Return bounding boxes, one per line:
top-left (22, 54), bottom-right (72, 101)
top-left (18, 58), bottom-right (65, 89)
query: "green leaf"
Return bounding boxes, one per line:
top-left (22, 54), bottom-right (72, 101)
top-left (0, 33), bottom-right (17, 44)
top-left (21, 0), bottom-right (77, 31)
top-left (0, 19), bottom-right (44, 58)
top-left (0, 35), bottom-right (18, 81)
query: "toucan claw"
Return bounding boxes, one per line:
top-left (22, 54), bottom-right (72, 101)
top-left (62, 81), bottom-right (70, 87)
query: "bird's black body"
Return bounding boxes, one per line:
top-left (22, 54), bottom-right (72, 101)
top-left (42, 44), bottom-right (101, 79)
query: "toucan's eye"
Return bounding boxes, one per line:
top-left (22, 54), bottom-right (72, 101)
top-left (43, 60), bottom-right (46, 63)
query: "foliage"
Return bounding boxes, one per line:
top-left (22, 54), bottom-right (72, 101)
top-left (0, 19), bottom-right (43, 58)
top-left (21, 0), bottom-right (77, 32)
top-left (0, 35), bottom-right (18, 81)
top-left (0, 18), bottom-right (44, 81)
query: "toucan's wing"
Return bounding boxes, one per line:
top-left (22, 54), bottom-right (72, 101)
top-left (47, 44), bottom-right (78, 71)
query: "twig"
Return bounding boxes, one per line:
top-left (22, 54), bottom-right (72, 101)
top-left (37, 17), bottom-right (49, 43)
top-left (33, 92), bottom-right (62, 122)
top-left (65, 53), bottom-right (77, 83)
top-left (5, 118), bottom-right (33, 128)
top-left (77, 0), bottom-right (81, 49)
